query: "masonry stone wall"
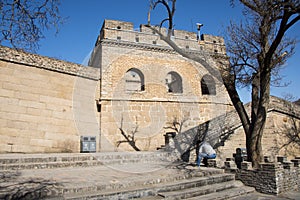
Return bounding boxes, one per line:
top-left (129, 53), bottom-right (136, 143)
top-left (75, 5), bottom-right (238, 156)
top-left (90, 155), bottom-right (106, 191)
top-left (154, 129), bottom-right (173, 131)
top-left (0, 46), bottom-right (100, 153)
top-left (217, 97), bottom-right (300, 164)
top-left (97, 45), bottom-right (231, 151)
top-left (166, 96), bottom-right (300, 165)
top-left (227, 157), bottom-right (300, 195)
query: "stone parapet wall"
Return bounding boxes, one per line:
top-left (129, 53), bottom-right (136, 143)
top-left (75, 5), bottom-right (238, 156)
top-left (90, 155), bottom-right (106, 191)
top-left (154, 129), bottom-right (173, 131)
top-left (90, 19), bottom-right (226, 64)
top-left (269, 96), bottom-right (300, 118)
top-left (226, 156), bottom-right (300, 195)
top-left (0, 46), bottom-right (100, 80)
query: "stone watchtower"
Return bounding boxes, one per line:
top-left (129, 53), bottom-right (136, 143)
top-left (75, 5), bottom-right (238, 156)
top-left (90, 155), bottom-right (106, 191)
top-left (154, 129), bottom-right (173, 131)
top-left (89, 19), bottom-right (231, 152)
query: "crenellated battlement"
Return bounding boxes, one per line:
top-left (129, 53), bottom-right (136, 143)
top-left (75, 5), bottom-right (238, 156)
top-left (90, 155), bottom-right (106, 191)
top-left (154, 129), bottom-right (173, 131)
top-left (225, 156), bottom-right (300, 195)
top-left (94, 19), bottom-right (226, 55)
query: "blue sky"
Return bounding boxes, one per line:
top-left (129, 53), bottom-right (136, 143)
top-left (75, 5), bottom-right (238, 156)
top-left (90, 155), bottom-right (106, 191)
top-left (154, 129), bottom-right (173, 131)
top-left (36, 0), bottom-right (300, 102)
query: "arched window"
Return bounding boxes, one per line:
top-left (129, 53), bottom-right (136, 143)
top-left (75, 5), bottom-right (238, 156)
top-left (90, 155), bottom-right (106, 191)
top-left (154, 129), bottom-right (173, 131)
top-left (201, 74), bottom-right (216, 95)
top-left (125, 68), bottom-right (145, 92)
top-left (166, 71), bottom-right (183, 93)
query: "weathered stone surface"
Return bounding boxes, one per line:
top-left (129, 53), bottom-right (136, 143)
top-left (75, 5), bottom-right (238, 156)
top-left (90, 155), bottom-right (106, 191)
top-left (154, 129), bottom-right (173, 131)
top-left (229, 157), bottom-right (300, 195)
top-left (0, 47), bottom-right (100, 153)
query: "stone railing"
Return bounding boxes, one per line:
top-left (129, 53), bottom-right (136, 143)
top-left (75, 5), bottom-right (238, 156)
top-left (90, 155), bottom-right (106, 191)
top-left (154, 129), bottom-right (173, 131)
top-left (269, 96), bottom-right (300, 119)
top-left (0, 46), bottom-right (100, 80)
top-left (225, 156), bottom-right (300, 195)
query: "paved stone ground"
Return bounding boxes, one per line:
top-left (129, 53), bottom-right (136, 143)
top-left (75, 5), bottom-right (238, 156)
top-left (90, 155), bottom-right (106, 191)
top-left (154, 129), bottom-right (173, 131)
top-left (1, 159), bottom-right (226, 199)
top-left (1, 153), bottom-right (299, 199)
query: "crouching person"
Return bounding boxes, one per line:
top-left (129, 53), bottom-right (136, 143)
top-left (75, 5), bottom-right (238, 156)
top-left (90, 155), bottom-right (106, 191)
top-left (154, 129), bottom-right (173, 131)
top-left (197, 141), bottom-right (216, 167)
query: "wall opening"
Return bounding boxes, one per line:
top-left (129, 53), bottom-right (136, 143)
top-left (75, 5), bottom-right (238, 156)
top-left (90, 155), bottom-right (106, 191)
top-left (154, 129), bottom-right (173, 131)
top-left (125, 68), bottom-right (145, 92)
top-left (166, 71), bottom-right (183, 93)
top-left (201, 74), bottom-right (216, 95)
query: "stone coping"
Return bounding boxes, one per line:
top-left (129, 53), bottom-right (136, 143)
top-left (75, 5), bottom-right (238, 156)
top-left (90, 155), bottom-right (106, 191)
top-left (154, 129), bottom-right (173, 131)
top-left (0, 45), bottom-right (100, 80)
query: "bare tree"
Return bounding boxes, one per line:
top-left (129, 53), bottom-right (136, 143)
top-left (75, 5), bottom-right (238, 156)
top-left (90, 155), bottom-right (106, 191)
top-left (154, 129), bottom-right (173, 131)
top-left (281, 116), bottom-right (300, 149)
top-left (224, 0), bottom-right (299, 168)
top-left (148, 0), bottom-right (300, 168)
top-left (117, 116), bottom-right (141, 151)
top-left (277, 95), bottom-right (300, 154)
top-left (0, 171), bottom-right (61, 199)
top-left (164, 116), bottom-right (189, 134)
top-left (0, 0), bottom-right (64, 52)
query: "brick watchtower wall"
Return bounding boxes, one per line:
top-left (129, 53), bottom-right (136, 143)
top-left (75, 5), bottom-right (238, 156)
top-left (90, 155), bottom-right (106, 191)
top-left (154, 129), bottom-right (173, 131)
top-left (89, 19), bottom-right (232, 152)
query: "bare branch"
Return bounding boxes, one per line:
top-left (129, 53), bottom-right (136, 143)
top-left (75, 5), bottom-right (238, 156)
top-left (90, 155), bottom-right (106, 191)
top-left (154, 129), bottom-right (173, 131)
top-left (164, 116), bottom-right (189, 134)
top-left (0, 0), bottom-right (64, 52)
top-left (117, 116), bottom-right (141, 151)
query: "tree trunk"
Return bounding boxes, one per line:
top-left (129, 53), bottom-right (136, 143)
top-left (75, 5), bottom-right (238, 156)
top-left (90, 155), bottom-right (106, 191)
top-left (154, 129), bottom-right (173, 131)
top-left (222, 66), bottom-right (271, 168)
top-left (249, 118), bottom-right (265, 168)
top-left (221, 67), bottom-right (251, 132)
top-left (247, 73), bottom-right (260, 164)
top-left (249, 67), bottom-right (271, 168)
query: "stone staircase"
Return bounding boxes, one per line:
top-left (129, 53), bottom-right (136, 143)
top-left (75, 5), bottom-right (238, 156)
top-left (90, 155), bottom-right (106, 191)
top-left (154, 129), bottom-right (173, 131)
top-left (61, 174), bottom-right (253, 200)
top-left (0, 151), bottom-right (172, 171)
top-left (0, 152), bottom-right (255, 199)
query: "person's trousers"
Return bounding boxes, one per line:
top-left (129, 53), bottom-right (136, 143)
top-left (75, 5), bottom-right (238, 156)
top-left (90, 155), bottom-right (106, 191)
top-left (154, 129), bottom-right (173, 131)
top-left (197, 153), bottom-right (216, 166)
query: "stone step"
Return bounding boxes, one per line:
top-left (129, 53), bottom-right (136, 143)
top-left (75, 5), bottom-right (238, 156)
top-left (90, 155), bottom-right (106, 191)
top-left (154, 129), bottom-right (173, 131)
top-left (0, 160), bottom-right (103, 170)
top-left (0, 151), bottom-right (173, 170)
top-left (61, 172), bottom-right (234, 199)
top-left (60, 167), bottom-right (225, 195)
top-left (185, 185), bottom-right (255, 200)
top-left (156, 174), bottom-right (235, 194)
top-left (0, 151), bottom-right (171, 164)
top-left (0, 154), bottom-right (95, 164)
top-left (136, 184), bottom-right (255, 200)
top-left (157, 180), bottom-right (241, 199)
top-left (136, 197), bottom-right (164, 200)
